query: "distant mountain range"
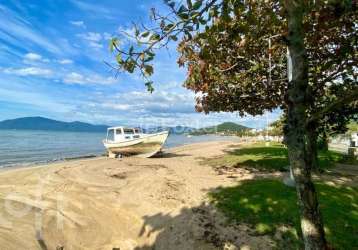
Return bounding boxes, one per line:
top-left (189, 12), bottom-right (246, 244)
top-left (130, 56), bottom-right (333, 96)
top-left (0, 117), bottom-right (109, 132)
top-left (0, 117), bottom-right (250, 134)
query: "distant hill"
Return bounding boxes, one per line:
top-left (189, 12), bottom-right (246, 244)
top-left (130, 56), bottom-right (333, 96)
top-left (0, 117), bottom-right (251, 135)
top-left (190, 122), bottom-right (251, 135)
top-left (0, 117), bottom-right (109, 132)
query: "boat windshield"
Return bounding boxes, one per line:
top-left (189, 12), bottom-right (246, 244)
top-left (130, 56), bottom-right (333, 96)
top-left (107, 129), bottom-right (115, 141)
top-left (134, 128), bottom-right (141, 134)
top-left (123, 128), bottom-right (134, 134)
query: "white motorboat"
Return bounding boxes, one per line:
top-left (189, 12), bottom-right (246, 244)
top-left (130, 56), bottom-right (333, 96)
top-left (103, 126), bottom-right (169, 158)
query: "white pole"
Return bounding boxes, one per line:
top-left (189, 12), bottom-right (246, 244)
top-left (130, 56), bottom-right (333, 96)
top-left (268, 38), bottom-right (272, 86)
top-left (285, 46), bottom-right (295, 186)
top-left (287, 47), bottom-right (292, 82)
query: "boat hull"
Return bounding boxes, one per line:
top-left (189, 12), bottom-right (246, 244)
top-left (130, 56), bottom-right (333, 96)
top-left (103, 131), bottom-right (169, 158)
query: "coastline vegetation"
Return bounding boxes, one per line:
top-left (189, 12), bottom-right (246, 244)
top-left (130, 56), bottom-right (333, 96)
top-left (189, 122), bottom-right (250, 136)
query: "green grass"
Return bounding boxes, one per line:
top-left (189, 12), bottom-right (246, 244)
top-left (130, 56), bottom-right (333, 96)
top-left (209, 179), bottom-right (358, 249)
top-left (206, 142), bottom-right (354, 172)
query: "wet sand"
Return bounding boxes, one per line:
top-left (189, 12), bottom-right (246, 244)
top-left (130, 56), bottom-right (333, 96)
top-left (0, 141), bottom-right (279, 250)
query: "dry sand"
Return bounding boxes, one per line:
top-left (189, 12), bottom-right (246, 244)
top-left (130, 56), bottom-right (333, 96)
top-left (0, 141), bottom-right (279, 250)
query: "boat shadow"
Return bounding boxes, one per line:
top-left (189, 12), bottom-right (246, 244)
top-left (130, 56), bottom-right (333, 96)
top-left (152, 152), bottom-right (191, 158)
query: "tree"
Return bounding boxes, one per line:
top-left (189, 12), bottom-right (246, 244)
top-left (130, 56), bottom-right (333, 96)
top-left (269, 115), bottom-right (285, 136)
top-left (304, 2), bottom-right (358, 170)
top-left (284, 2), bottom-right (328, 248)
top-left (109, 0), bottom-right (357, 248)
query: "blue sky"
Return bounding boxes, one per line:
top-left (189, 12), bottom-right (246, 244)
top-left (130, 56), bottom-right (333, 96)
top-left (0, 0), bottom-right (280, 128)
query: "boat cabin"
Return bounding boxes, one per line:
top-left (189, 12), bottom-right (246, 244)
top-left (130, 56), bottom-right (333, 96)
top-left (106, 127), bottom-right (142, 142)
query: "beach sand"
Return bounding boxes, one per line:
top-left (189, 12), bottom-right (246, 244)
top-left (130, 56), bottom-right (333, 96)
top-left (0, 141), bottom-right (279, 250)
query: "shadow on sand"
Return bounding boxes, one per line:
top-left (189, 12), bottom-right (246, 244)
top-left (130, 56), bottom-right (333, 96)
top-left (153, 152), bottom-right (191, 158)
top-left (133, 201), bottom-right (276, 250)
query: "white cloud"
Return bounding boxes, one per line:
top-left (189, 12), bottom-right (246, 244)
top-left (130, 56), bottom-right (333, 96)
top-left (70, 20), bottom-right (86, 28)
top-left (94, 90), bottom-right (195, 116)
top-left (63, 72), bottom-right (84, 84)
top-left (88, 41), bottom-right (103, 49)
top-left (117, 26), bottom-right (150, 44)
top-left (78, 32), bottom-right (102, 42)
top-left (63, 72), bottom-right (117, 85)
top-left (23, 52), bottom-right (50, 64)
top-left (3, 67), bottom-right (53, 77)
top-left (77, 32), bottom-right (104, 49)
top-left (103, 32), bottom-right (112, 40)
top-left (24, 52), bottom-right (42, 61)
top-left (102, 103), bottom-right (131, 111)
top-left (0, 5), bottom-right (61, 55)
top-left (70, 0), bottom-right (116, 19)
top-left (58, 59), bottom-right (73, 64)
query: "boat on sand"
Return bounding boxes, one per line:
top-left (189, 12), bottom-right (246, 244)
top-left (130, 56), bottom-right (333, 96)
top-left (103, 126), bottom-right (169, 158)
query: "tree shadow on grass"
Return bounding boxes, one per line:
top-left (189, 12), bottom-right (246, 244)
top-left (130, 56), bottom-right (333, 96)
top-left (228, 146), bottom-right (288, 158)
top-left (236, 158), bottom-right (289, 172)
top-left (206, 146), bottom-right (290, 173)
top-left (209, 179), bottom-right (358, 250)
top-left (203, 143), bottom-right (349, 173)
top-left (133, 179), bottom-right (357, 250)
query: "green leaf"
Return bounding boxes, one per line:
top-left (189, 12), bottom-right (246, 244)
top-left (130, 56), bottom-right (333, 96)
top-left (192, 0), bottom-right (202, 10)
top-left (141, 31), bottom-right (150, 38)
top-left (186, 0), bottom-right (192, 9)
top-left (150, 33), bottom-right (160, 41)
top-left (116, 54), bottom-right (122, 64)
top-left (144, 65), bottom-right (154, 76)
top-left (147, 51), bottom-right (155, 57)
top-left (109, 38), bottom-right (118, 52)
top-left (170, 35), bottom-right (178, 41)
top-left (164, 23), bottom-right (174, 31)
top-left (144, 51), bottom-right (155, 62)
top-left (178, 12), bottom-right (189, 20)
top-left (145, 81), bottom-right (154, 93)
top-left (199, 17), bottom-right (207, 25)
top-left (124, 60), bottom-right (135, 73)
top-left (178, 5), bottom-right (188, 14)
top-left (191, 11), bottom-right (200, 18)
top-left (185, 26), bottom-right (194, 31)
top-left (184, 30), bottom-right (192, 39)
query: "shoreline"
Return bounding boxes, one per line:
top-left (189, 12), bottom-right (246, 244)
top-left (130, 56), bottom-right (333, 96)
top-left (0, 136), bottom-right (240, 171)
top-left (0, 153), bottom-right (103, 172)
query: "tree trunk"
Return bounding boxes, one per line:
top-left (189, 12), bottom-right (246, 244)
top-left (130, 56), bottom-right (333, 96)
top-left (285, 1), bottom-right (327, 249)
top-left (321, 132), bottom-right (328, 151)
top-left (307, 126), bottom-right (319, 172)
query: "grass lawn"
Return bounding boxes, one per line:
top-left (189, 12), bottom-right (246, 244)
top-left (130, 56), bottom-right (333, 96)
top-left (209, 179), bottom-right (358, 249)
top-left (205, 142), bottom-right (356, 172)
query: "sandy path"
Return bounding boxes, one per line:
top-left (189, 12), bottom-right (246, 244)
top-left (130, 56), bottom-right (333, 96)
top-left (0, 141), bottom-right (276, 250)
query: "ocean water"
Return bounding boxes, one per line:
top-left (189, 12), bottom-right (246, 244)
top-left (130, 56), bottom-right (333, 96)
top-left (0, 130), bottom-right (238, 168)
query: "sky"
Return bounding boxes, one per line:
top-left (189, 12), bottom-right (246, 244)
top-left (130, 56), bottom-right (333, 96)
top-left (0, 0), bottom-right (280, 129)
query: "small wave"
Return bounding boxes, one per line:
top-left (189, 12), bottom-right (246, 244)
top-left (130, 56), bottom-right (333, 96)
top-left (0, 154), bottom-right (101, 170)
